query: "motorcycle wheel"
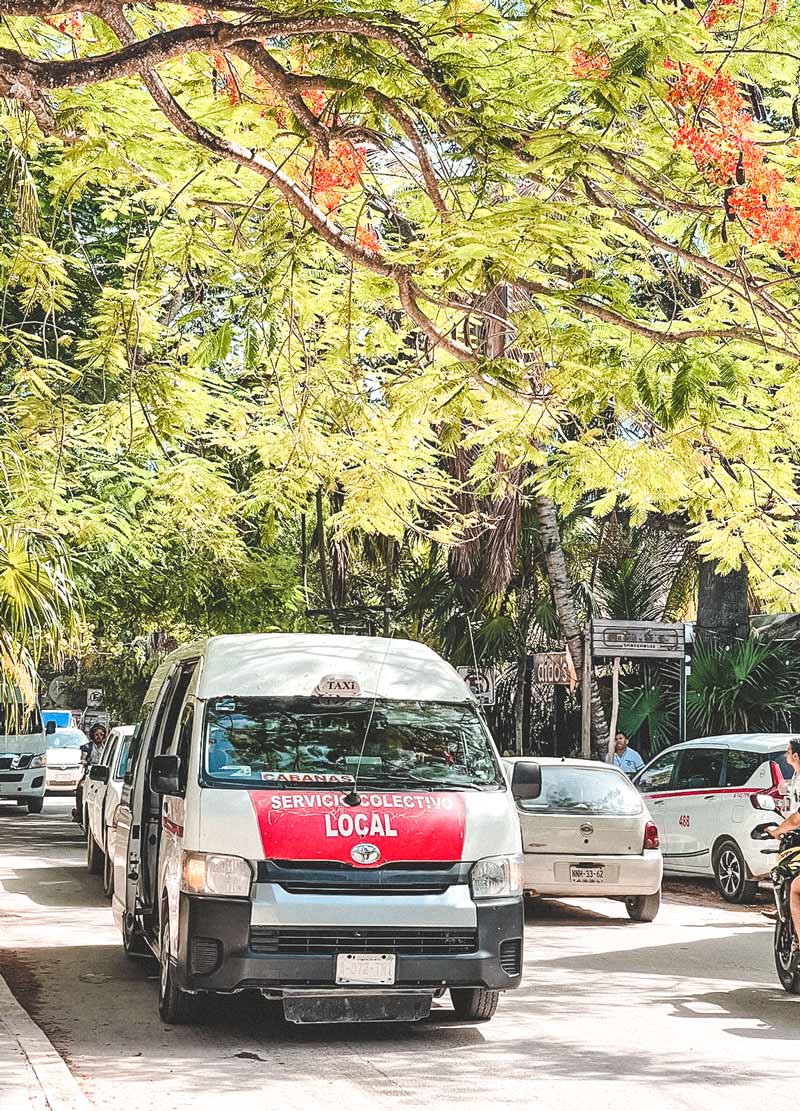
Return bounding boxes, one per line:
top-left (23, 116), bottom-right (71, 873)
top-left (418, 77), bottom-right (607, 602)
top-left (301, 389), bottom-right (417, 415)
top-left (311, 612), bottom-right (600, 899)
top-left (773, 917), bottom-right (800, 994)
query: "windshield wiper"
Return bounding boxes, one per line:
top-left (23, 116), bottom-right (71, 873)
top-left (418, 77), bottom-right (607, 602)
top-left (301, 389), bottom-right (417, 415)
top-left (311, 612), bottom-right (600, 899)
top-left (356, 773), bottom-right (492, 791)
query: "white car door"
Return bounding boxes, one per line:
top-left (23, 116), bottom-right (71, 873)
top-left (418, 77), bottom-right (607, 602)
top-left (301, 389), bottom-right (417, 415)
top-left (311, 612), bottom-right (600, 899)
top-left (667, 746), bottom-right (726, 874)
top-left (636, 748), bottom-right (683, 861)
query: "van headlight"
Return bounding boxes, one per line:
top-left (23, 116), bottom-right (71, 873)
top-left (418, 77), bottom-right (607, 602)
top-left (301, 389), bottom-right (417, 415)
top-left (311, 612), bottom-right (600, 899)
top-left (470, 855), bottom-right (523, 900)
top-left (181, 851), bottom-right (253, 897)
top-left (30, 754), bottom-right (47, 768)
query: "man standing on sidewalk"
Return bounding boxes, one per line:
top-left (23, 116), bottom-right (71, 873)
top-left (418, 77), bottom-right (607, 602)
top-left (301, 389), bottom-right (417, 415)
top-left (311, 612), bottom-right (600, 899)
top-left (609, 732), bottom-right (645, 777)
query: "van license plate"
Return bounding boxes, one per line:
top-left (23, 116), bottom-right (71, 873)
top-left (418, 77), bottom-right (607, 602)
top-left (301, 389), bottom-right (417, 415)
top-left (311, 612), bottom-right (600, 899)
top-left (570, 866), bottom-right (604, 884)
top-left (335, 953), bottom-right (396, 985)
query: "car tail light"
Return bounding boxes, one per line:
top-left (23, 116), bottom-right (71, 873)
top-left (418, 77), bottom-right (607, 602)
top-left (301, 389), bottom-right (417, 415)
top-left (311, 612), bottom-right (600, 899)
top-left (644, 821), bottom-right (659, 850)
top-left (766, 761), bottom-right (785, 799)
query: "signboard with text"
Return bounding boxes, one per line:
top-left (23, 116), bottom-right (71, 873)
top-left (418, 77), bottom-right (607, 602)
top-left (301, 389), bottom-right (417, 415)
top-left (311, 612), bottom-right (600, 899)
top-left (532, 652), bottom-right (576, 687)
top-left (592, 620), bottom-right (686, 659)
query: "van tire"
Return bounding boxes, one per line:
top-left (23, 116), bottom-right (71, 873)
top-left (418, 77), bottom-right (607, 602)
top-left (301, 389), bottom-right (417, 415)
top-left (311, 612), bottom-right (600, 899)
top-left (626, 890), bottom-right (661, 922)
top-left (26, 797), bottom-right (44, 814)
top-left (87, 830), bottom-right (103, 875)
top-left (713, 839), bottom-right (758, 903)
top-left (450, 988), bottom-right (499, 1022)
top-left (158, 920), bottom-right (195, 1024)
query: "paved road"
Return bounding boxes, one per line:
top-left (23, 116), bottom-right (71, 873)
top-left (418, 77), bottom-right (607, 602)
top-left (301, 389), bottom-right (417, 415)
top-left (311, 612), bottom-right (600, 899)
top-left (1, 798), bottom-right (798, 1111)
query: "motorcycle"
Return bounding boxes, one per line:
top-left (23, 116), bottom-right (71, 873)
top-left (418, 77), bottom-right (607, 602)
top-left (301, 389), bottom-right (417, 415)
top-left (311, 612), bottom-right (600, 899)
top-left (751, 821), bottom-right (800, 994)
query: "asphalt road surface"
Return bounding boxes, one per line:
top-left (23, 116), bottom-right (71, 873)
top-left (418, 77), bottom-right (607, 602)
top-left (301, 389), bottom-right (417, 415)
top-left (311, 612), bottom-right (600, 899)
top-left (1, 798), bottom-right (798, 1111)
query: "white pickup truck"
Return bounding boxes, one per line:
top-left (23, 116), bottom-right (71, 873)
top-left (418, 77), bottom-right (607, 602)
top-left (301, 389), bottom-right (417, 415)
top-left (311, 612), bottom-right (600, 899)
top-left (85, 725), bottom-right (134, 897)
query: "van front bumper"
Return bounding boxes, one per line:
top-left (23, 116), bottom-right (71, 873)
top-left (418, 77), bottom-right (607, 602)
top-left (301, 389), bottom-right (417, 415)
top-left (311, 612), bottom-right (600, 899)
top-left (175, 892), bottom-right (524, 994)
top-left (0, 768), bottom-right (46, 800)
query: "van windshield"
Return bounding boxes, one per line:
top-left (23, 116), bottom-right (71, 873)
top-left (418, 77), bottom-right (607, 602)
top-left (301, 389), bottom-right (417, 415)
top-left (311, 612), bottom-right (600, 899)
top-left (202, 697), bottom-right (504, 790)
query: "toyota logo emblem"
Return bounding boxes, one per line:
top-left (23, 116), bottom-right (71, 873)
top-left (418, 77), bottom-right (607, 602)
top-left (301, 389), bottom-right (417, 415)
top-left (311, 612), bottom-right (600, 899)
top-left (580, 822), bottom-right (594, 835)
top-left (351, 842), bottom-right (381, 866)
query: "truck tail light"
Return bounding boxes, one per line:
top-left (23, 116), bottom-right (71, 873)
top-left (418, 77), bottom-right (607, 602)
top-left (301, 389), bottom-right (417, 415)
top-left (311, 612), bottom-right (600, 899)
top-left (644, 821), bottom-right (659, 850)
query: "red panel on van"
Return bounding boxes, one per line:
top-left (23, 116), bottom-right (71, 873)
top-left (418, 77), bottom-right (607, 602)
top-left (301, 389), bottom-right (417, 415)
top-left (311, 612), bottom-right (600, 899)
top-left (249, 790), bottom-right (466, 867)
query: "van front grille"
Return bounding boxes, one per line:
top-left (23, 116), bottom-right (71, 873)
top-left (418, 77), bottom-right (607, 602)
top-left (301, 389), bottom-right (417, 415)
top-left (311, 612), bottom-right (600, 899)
top-left (278, 882), bottom-right (450, 897)
top-left (0, 773), bottom-right (23, 783)
top-left (0, 755), bottom-right (32, 771)
top-left (250, 926), bottom-right (478, 957)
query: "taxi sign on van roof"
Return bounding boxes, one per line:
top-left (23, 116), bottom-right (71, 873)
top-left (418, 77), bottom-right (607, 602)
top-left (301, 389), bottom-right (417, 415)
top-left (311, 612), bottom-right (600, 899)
top-left (313, 675), bottom-right (362, 698)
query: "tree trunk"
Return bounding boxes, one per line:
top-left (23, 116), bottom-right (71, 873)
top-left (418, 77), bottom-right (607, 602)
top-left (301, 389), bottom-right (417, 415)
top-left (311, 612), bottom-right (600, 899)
top-left (535, 492), bottom-right (608, 747)
top-left (696, 560), bottom-right (749, 648)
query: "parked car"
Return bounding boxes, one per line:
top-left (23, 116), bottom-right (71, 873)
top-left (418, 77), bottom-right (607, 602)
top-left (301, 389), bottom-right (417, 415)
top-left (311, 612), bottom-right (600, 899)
top-left (44, 727), bottom-right (87, 794)
top-left (505, 756), bottom-right (663, 921)
top-left (85, 724), bottom-right (134, 897)
top-left (633, 733), bottom-right (793, 903)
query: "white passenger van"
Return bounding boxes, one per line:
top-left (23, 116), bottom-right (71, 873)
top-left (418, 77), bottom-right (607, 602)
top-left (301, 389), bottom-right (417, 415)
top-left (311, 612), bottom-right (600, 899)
top-left (0, 701), bottom-right (52, 814)
top-left (112, 634), bottom-right (525, 1025)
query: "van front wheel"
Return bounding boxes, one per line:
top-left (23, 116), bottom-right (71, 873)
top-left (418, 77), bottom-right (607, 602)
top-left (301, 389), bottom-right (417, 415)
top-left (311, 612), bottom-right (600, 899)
top-left (27, 797), bottom-right (44, 814)
top-left (158, 920), bottom-right (195, 1025)
top-left (450, 988), bottom-right (499, 1022)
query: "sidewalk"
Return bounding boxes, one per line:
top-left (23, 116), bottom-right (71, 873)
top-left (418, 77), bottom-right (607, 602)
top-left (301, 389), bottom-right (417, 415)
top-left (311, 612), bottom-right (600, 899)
top-left (0, 973), bottom-right (91, 1111)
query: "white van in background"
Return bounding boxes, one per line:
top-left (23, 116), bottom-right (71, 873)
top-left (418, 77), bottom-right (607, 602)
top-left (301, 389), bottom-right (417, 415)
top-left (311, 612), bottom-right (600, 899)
top-left (113, 634), bottom-right (525, 1026)
top-left (0, 703), bottom-right (52, 814)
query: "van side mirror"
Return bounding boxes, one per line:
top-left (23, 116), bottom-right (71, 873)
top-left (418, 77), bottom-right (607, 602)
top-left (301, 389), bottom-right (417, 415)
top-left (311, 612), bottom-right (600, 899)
top-left (45, 720), bottom-right (56, 735)
top-left (89, 764), bottom-right (110, 784)
top-left (511, 761), bottom-right (542, 801)
top-left (150, 754), bottom-right (181, 796)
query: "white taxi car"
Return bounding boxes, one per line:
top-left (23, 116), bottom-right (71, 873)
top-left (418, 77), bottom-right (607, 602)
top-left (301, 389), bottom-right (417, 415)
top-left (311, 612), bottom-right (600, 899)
top-left (505, 757), bottom-right (663, 921)
top-left (633, 734), bottom-right (792, 902)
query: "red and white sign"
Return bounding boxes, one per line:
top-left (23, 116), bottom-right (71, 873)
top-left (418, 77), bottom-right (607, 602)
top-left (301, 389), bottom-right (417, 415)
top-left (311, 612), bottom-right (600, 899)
top-left (249, 790), bottom-right (466, 867)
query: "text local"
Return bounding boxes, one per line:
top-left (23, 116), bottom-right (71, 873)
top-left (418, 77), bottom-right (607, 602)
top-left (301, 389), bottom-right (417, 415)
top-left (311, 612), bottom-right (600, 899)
top-left (324, 811), bottom-right (397, 838)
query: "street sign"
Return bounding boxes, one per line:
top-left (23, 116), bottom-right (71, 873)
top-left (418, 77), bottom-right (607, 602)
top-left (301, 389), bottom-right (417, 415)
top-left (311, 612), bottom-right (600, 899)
top-left (532, 652), bottom-right (575, 687)
top-left (86, 688), bottom-right (105, 709)
top-left (592, 620), bottom-right (686, 659)
top-left (457, 667), bottom-right (496, 707)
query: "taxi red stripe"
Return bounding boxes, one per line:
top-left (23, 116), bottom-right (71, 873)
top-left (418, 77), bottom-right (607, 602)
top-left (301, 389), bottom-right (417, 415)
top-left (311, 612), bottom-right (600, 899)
top-left (644, 786), bottom-right (762, 801)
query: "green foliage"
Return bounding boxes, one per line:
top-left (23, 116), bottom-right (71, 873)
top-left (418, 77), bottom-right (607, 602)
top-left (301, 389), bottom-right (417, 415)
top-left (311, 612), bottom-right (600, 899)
top-left (687, 638), bottom-right (800, 737)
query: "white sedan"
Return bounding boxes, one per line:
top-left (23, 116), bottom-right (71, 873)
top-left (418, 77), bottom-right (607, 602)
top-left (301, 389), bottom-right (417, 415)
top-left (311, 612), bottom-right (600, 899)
top-left (45, 727), bottom-right (87, 792)
top-left (505, 756), bottom-right (663, 921)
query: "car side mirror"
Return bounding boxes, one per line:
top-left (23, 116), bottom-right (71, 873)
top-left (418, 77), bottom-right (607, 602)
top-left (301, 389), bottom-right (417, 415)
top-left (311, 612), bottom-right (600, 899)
top-left (89, 764), bottom-right (110, 784)
top-left (45, 720), bottom-right (56, 735)
top-left (511, 760), bottom-right (542, 801)
top-left (150, 754), bottom-right (181, 796)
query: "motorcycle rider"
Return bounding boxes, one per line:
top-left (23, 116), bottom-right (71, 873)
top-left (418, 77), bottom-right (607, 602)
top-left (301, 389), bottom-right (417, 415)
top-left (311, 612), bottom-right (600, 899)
top-left (767, 738), bottom-right (800, 948)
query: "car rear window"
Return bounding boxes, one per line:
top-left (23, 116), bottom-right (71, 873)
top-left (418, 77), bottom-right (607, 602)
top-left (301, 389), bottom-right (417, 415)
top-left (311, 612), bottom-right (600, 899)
top-left (520, 766), bottom-right (643, 816)
top-left (724, 750), bottom-right (768, 787)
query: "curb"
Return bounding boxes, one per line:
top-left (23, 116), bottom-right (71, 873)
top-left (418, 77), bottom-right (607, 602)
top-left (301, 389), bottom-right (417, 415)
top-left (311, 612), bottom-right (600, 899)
top-left (0, 973), bottom-right (91, 1111)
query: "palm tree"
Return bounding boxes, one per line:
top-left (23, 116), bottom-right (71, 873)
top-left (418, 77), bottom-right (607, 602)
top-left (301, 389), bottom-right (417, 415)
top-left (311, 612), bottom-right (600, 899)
top-left (0, 523), bottom-right (79, 716)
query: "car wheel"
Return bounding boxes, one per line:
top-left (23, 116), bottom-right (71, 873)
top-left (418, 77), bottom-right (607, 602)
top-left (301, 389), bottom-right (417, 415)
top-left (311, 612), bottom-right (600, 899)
top-left (27, 796), bottom-right (44, 815)
top-left (87, 830), bottom-right (103, 875)
top-left (102, 834), bottom-right (114, 899)
top-left (158, 919), bottom-right (195, 1024)
top-left (450, 988), bottom-right (499, 1022)
top-left (774, 919), bottom-right (800, 994)
top-left (713, 839), bottom-right (758, 903)
top-left (625, 890), bottom-right (661, 922)
top-left (16, 798), bottom-right (26, 806)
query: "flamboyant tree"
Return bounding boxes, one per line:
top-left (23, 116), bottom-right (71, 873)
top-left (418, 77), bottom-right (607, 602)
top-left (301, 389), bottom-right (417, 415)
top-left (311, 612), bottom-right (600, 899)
top-left (4, 0), bottom-right (800, 737)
